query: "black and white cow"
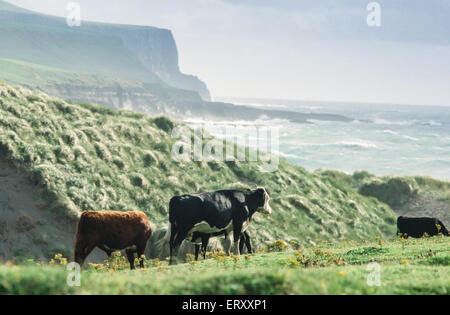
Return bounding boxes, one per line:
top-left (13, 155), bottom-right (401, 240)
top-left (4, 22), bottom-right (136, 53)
top-left (164, 187), bottom-right (271, 264)
top-left (397, 216), bottom-right (449, 238)
top-left (191, 230), bottom-right (252, 261)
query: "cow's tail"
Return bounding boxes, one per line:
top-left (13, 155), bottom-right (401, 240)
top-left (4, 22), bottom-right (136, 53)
top-left (168, 196), bottom-right (180, 225)
top-left (161, 223), bottom-right (172, 245)
top-left (159, 196), bottom-right (180, 258)
top-left (158, 223), bottom-right (172, 259)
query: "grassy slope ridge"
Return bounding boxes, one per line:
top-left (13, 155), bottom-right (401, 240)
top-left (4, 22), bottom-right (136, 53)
top-left (0, 58), bottom-right (203, 111)
top-left (0, 82), bottom-right (397, 256)
top-left (317, 169), bottom-right (450, 227)
top-left (0, 237), bottom-right (448, 294)
top-left (0, 58), bottom-right (138, 88)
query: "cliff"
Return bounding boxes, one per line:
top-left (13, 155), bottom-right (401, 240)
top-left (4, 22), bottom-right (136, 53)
top-left (0, 0), bottom-right (210, 100)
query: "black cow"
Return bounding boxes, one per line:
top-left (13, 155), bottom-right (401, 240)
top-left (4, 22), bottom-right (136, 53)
top-left (191, 230), bottom-right (252, 261)
top-left (397, 216), bottom-right (449, 238)
top-left (165, 187), bottom-right (271, 264)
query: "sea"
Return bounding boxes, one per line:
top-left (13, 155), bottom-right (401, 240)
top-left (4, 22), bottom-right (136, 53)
top-left (186, 98), bottom-right (450, 181)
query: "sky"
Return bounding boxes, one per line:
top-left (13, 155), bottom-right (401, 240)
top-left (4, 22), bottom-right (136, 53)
top-left (4, 0), bottom-right (450, 106)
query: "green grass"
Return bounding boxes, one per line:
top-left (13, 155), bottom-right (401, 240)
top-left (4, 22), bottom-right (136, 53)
top-left (0, 237), bottom-right (448, 295)
top-left (0, 82), bottom-right (398, 255)
top-left (0, 58), bottom-right (143, 89)
top-left (439, 193), bottom-right (450, 206)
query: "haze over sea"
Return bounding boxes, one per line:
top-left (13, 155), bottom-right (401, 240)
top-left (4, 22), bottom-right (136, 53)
top-left (194, 98), bottom-right (450, 181)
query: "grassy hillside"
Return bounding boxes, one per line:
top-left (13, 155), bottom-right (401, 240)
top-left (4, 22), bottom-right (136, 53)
top-left (0, 58), bottom-right (137, 89)
top-left (0, 237), bottom-right (448, 294)
top-left (0, 81), bottom-right (399, 260)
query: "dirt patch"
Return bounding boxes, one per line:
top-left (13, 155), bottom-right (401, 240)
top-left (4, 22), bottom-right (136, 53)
top-left (0, 160), bottom-right (105, 263)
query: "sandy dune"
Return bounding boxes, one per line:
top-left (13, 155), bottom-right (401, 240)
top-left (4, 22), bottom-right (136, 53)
top-left (0, 160), bottom-right (104, 262)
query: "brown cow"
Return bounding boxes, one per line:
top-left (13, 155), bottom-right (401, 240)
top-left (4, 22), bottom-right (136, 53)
top-left (74, 210), bottom-right (152, 269)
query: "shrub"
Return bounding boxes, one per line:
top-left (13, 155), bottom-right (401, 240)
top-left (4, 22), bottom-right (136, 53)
top-left (113, 158), bottom-right (126, 170)
top-left (62, 131), bottom-right (77, 146)
top-left (94, 142), bottom-right (111, 162)
top-left (143, 150), bottom-right (158, 167)
top-left (353, 170), bottom-right (374, 182)
top-left (130, 173), bottom-right (149, 189)
top-left (358, 177), bottom-right (418, 208)
top-left (268, 240), bottom-right (290, 252)
top-left (153, 116), bottom-right (174, 133)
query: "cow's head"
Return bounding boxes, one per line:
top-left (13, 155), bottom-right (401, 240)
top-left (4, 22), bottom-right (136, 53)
top-left (255, 187), bottom-right (272, 215)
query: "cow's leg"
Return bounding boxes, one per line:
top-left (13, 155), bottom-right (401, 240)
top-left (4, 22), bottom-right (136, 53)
top-left (239, 231), bottom-right (252, 254)
top-left (169, 225), bottom-right (178, 265)
top-left (74, 240), bottom-right (86, 266)
top-left (224, 232), bottom-right (232, 256)
top-left (194, 244), bottom-right (200, 261)
top-left (239, 234), bottom-right (246, 254)
top-left (231, 220), bottom-right (244, 256)
top-left (244, 231), bottom-right (252, 254)
top-left (136, 240), bottom-right (147, 269)
top-left (201, 235), bottom-right (209, 260)
top-left (74, 239), bottom-right (95, 268)
top-left (232, 230), bottom-right (241, 256)
top-left (98, 244), bottom-right (113, 258)
top-left (125, 248), bottom-right (136, 270)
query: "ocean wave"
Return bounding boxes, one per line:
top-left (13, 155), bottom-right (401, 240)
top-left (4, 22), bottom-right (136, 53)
top-left (276, 151), bottom-right (300, 159)
top-left (283, 140), bottom-right (377, 149)
top-left (378, 129), bottom-right (419, 141)
top-left (233, 102), bottom-right (289, 109)
top-left (380, 129), bottom-right (398, 135)
top-left (184, 117), bottom-right (289, 127)
top-left (402, 135), bottom-right (419, 141)
top-left (238, 102), bottom-right (324, 112)
top-left (420, 120), bottom-right (442, 127)
top-left (371, 118), bottom-right (415, 126)
top-left (334, 141), bottom-right (377, 149)
top-left (369, 118), bottom-right (443, 127)
top-left (306, 119), bottom-right (346, 125)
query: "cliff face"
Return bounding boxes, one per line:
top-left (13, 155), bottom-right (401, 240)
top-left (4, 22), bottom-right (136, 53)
top-left (85, 24), bottom-right (211, 100)
top-left (0, 0), bottom-right (211, 100)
